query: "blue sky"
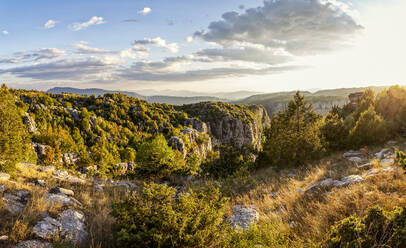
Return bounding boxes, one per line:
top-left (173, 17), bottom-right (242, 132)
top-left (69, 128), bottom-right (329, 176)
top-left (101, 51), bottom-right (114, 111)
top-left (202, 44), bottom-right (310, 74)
top-left (0, 0), bottom-right (405, 94)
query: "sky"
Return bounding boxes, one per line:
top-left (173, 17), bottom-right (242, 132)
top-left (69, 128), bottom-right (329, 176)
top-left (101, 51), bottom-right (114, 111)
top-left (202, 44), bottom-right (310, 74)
top-left (0, 0), bottom-right (405, 94)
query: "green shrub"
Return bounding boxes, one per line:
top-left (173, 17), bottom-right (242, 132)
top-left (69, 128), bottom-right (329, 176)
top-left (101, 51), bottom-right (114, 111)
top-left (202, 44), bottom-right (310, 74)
top-left (347, 106), bottom-right (387, 148)
top-left (229, 224), bottom-right (294, 248)
top-left (135, 134), bottom-right (187, 178)
top-left (324, 206), bottom-right (406, 248)
top-left (395, 149), bottom-right (406, 172)
top-left (201, 145), bottom-right (255, 178)
top-left (111, 182), bottom-right (229, 248)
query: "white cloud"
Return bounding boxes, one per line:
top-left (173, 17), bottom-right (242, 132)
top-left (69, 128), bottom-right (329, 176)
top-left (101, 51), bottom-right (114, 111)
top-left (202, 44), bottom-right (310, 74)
top-left (186, 36), bottom-right (194, 43)
top-left (1, 56), bottom-right (121, 81)
top-left (138, 7), bottom-right (151, 15)
top-left (133, 37), bottom-right (179, 53)
top-left (71, 16), bottom-right (105, 31)
top-left (73, 41), bottom-right (116, 55)
top-left (2, 30), bottom-right (9, 35)
top-left (120, 45), bottom-right (150, 59)
top-left (0, 48), bottom-right (66, 64)
top-left (197, 43), bottom-right (293, 65)
top-left (195, 0), bottom-right (362, 55)
top-left (44, 20), bottom-right (56, 29)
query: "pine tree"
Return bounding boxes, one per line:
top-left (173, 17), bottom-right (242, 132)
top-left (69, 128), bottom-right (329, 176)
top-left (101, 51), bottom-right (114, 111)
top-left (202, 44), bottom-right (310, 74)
top-left (260, 92), bottom-right (324, 167)
top-left (0, 84), bottom-right (28, 172)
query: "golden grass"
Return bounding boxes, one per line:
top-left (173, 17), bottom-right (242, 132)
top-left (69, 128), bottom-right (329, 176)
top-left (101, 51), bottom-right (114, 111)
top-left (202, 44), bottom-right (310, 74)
top-left (227, 141), bottom-right (406, 246)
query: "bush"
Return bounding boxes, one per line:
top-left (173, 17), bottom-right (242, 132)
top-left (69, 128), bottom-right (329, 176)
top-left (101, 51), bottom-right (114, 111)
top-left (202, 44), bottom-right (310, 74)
top-left (111, 182), bottom-right (229, 248)
top-left (395, 149), bottom-right (406, 172)
top-left (347, 106), bottom-right (387, 147)
top-left (229, 224), bottom-right (294, 248)
top-left (324, 206), bottom-right (406, 248)
top-left (201, 145), bottom-right (255, 178)
top-left (135, 134), bottom-right (187, 178)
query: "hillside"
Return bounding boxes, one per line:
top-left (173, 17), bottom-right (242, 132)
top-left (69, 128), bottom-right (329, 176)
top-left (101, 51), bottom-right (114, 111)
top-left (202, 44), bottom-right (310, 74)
top-left (47, 87), bottom-right (227, 105)
top-left (236, 86), bottom-right (389, 115)
top-left (2, 84), bottom-right (406, 247)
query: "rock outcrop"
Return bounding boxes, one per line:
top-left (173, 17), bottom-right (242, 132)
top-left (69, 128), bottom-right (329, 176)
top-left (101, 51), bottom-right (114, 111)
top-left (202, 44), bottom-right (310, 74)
top-left (61, 153), bottom-right (79, 165)
top-left (14, 240), bottom-right (53, 248)
top-left (169, 127), bottom-right (213, 159)
top-left (180, 102), bottom-right (270, 151)
top-left (33, 210), bottom-right (88, 244)
top-left (23, 113), bottom-right (39, 134)
top-left (228, 205), bottom-right (259, 231)
top-left (2, 191), bottom-right (29, 215)
top-left (31, 143), bottom-right (51, 163)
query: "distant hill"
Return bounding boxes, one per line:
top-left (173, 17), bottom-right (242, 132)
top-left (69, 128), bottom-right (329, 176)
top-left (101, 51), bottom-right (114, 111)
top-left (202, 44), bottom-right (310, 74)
top-left (147, 95), bottom-right (226, 105)
top-left (235, 86), bottom-right (389, 116)
top-left (47, 87), bottom-right (146, 100)
top-left (47, 87), bottom-right (226, 105)
top-left (135, 89), bottom-right (260, 100)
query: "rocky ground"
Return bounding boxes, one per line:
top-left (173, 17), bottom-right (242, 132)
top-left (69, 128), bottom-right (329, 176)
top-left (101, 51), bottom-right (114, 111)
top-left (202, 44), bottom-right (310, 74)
top-left (0, 140), bottom-right (405, 247)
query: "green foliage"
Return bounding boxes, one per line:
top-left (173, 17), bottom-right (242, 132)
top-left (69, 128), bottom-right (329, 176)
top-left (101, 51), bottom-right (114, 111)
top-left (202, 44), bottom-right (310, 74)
top-left (260, 92), bottom-right (324, 167)
top-left (111, 182), bottom-right (229, 248)
top-left (375, 85), bottom-right (406, 136)
top-left (0, 85), bottom-right (28, 173)
top-left (395, 149), bottom-right (406, 172)
top-left (324, 206), bottom-right (406, 248)
top-left (136, 134), bottom-right (186, 178)
top-left (348, 106), bottom-right (386, 148)
top-left (229, 224), bottom-right (294, 248)
top-left (202, 145), bottom-right (255, 178)
top-left (320, 111), bottom-right (348, 151)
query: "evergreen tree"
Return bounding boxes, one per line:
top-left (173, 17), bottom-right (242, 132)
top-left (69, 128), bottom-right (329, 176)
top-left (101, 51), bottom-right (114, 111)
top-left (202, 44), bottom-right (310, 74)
top-left (0, 85), bottom-right (28, 172)
top-left (260, 92), bottom-right (324, 167)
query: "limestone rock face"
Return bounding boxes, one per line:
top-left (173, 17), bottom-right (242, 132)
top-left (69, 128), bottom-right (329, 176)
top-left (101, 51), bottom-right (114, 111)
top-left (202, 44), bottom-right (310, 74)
top-left (61, 153), bottom-right (79, 165)
top-left (33, 217), bottom-right (62, 239)
top-left (58, 209), bottom-right (88, 244)
top-left (337, 175), bottom-right (365, 187)
top-left (180, 103), bottom-right (270, 151)
top-left (2, 192), bottom-right (27, 215)
top-left (53, 170), bottom-right (86, 184)
top-left (23, 113), bottom-right (39, 134)
top-left (228, 205), bottom-right (259, 231)
top-left (31, 143), bottom-right (51, 162)
top-left (66, 108), bottom-right (81, 121)
top-left (184, 118), bottom-right (208, 133)
top-left (181, 128), bottom-right (212, 159)
top-left (45, 193), bottom-right (82, 207)
top-left (169, 136), bottom-right (186, 157)
top-left (14, 240), bottom-right (53, 248)
top-left (32, 210), bottom-right (88, 245)
top-left (49, 187), bottom-right (74, 197)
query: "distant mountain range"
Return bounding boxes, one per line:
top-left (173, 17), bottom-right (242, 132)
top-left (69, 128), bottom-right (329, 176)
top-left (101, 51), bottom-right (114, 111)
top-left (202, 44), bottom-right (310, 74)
top-left (235, 86), bottom-right (389, 115)
top-left (47, 87), bottom-right (227, 105)
top-left (47, 85), bottom-right (393, 115)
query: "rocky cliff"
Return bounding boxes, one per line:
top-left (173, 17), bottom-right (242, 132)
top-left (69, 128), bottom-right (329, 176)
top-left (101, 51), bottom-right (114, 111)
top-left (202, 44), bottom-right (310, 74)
top-left (178, 102), bottom-right (270, 151)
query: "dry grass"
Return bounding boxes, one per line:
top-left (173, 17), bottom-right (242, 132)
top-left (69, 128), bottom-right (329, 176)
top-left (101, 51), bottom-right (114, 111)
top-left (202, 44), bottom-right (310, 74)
top-left (228, 141), bottom-right (406, 246)
top-left (1, 141), bottom-right (406, 247)
top-left (0, 162), bottom-right (132, 248)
